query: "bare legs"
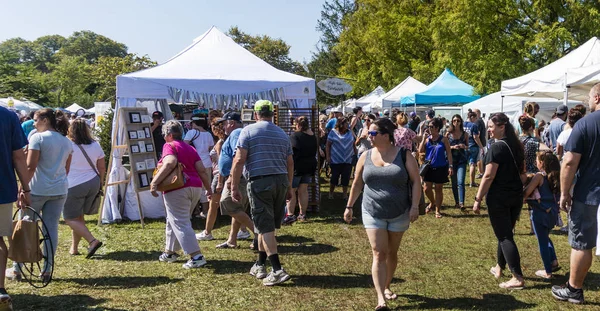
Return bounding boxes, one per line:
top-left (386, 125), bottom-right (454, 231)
top-left (64, 215), bottom-right (100, 254)
top-left (0, 238), bottom-right (7, 289)
top-left (423, 182), bottom-right (444, 216)
top-left (569, 249), bottom-right (593, 289)
top-left (286, 184), bottom-right (309, 217)
top-left (204, 193), bottom-right (221, 235)
top-left (225, 211), bottom-right (255, 246)
top-left (366, 229), bottom-right (405, 308)
top-left (470, 163), bottom-right (477, 185)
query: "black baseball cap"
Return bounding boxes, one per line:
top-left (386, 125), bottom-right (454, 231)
top-left (217, 112), bottom-right (242, 123)
top-left (152, 111), bottom-right (163, 119)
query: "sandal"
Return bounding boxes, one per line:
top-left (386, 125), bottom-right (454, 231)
top-left (499, 280), bottom-right (524, 290)
top-left (535, 270), bottom-right (552, 279)
top-left (435, 212), bottom-right (442, 218)
top-left (216, 242), bottom-right (238, 249)
top-left (425, 204), bottom-right (432, 214)
top-left (551, 265), bottom-right (561, 273)
top-left (86, 239), bottom-right (103, 259)
top-left (375, 305), bottom-right (390, 311)
top-left (384, 289), bottom-right (397, 300)
top-left (489, 266), bottom-right (502, 279)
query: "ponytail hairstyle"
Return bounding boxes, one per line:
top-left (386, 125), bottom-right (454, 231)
top-left (373, 118), bottom-right (396, 144)
top-left (537, 150), bottom-right (561, 195)
top-left (489, 112), bottom-right (525, 173)
top-left (295, 116), bottom-right (309, 132)
top-left (518, 114), bottom-right (535, 133)
top-left (35, 108), bottom-right (69, 136)
top-left (524, 102), bottom-right (538, 117)
top-left (467, 109), bottom-right (477, 120)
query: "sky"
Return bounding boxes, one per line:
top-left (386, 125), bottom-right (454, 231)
top-left (0, 0), bottom-right (327, 64)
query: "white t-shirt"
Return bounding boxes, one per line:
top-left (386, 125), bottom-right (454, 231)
top-left (68, 141), bottom-right (105, 188)
top-left (556, 128), bottom-right (572, 147)
top-left (184, 129), bottom-right (214, 168)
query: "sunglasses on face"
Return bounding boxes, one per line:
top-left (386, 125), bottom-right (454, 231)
top-left (428, 125), bottom-right (435, 128)
top-left (452, 119), bottom-right (459, 123)
top-left (368, 130), bottom-right (379, 136)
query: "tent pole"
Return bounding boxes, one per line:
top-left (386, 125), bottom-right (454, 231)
top-left (97, 106), bottom-right (121, 226)
top-left (564, 72), bottom-right (569, 105)
top-left (501, 95), bottom-right (504, 112)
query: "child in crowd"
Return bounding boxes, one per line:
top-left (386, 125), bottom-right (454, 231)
top-left (523, 151), bottom-right (561, 279)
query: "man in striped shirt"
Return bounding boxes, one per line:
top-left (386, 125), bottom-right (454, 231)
top-left (230, 100), bottom-right (294, 286)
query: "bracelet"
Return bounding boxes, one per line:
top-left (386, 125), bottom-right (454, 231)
top-left (345, 206), bottom-right (353, 210)
top-left (21, 189), bottom-right (31, 193)
top-left (474, 196), bottom-right (482, 203)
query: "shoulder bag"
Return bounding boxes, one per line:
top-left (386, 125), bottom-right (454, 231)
top-left (419, 137), bottom-right (440, 177)
top-left (188, 129), bottom-right (201, 149)
top-left (153, 143), bottom-right (186, 192)
top-left (77, 144), bottom-right (103, 215)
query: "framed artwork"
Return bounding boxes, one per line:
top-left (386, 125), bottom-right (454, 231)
top-left (145, 158), bottom-right (156, 169)
top-left (131, 145), bottom-right (140, 153)
top-left (135, 162), bottom-right (147, 171)
top-left (242, 110), bottom-right (253, 121)
top-left (144, 127), bottom-right (151, 138)
top-left (138, 172), bottom-right (149, 187)
top-left (138, 141), bottom-right (147, 153)
top-left (129, 112), bottom-right (142, 123)
top-left (146, 143), bottom-right (154, 152)
top-left (136, 130), bottom-right (145, 139)
top-left (141, 115), bottom-right (152, 124)
top-left (128, 131), bottom-right (138, 140)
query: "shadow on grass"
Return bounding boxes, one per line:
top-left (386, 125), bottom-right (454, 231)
top-left (276, 234), bottom-right (315, 244)
top-left (400, 293), bottom-right (536, 310)
top-left (94, 250), bottom-right (162, 262)
top-left (291, 273), bottom-right (403, 289)
top-left (279, 243), bottom-right (339, 255)
top-left (58, 276), bottom-right (182, 289)
top-left (11, 294), bottom-right (128, 311)
top-left (443, 213), bottom-right (488, 219)
top-left (207, 259), bottom-right (255, 275)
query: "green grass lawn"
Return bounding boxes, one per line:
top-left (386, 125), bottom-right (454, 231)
top-left (7, 181), bottom-right (600, 311)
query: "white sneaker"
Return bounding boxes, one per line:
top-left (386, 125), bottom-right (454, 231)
top-left (5, 268), bottom-right (22, 281)
top-left (249, 263), bottom-right (267, 279)
top-left (158, 252), bottom-right (180, 263)
top-left (237, 230), bottom-right (251, 240)
top-left (182, 255), bottom-right (207, 269)
top-left (263, 269), bottom-right (291, 286)
top-left (196, 231), bottom-right (214, 241)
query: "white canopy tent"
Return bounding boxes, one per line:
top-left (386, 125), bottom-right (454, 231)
top-left (566, 63), bottom-right (600, 97)
top-left (102, 26), bottom-right (316, 223)
top-left (66, 103), bottom-right (86, 112)
top-left (0, 98), bottom-right (44, 113)
top-left (501, 37), bottom-right (600, 100)
top-left (354, 86), bottom-right (385, 108)
top-left (381, 77), bottom-right (427, 109)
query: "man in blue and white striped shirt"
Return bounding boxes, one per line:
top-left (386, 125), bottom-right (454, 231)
top-left (230, 100), bottom-right (294, 286)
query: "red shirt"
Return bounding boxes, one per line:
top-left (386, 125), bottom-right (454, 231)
top-left (159, 140), bottom-right (203, 192)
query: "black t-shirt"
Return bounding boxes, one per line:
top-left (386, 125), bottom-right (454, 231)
top-left (485, 138), bottom-right (522, 195)
top-left (152, 124), bottom-right (166, 158)
top-left (407, 119), bottom-right (419, 132)
top-left (565, 111), bottom-right (600, 206)
top-left (290, 131), bottom-right (318, 175)
top-left (476, 118), bottom-right (487, 146)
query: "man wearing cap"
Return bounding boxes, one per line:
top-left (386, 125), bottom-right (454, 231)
top-left (407, 111), bottom-right (419, 132)
top-left (383, 109), bottom-right (390, 118)
top-left (204, 112), bottom-right (256, 248)
top-left (230, 100), bottom-right (293, 286)
top-left (151, 111), bottom-right (166, 159)
top-left (547, 104), bottom-right (568, 151)
top-left (416, 109), bottom-right (436, 136)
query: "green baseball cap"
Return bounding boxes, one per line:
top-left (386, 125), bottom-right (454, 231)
top-left (254, 100), bottom-right (273, 112)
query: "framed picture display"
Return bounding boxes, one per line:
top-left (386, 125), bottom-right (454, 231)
top-left (128, 131), bottom-right (138, 140)
top-left (141, 115), bottom-right (152, 124)
top-left (145, 158), bottom-right (156, 169)
top-left (136, 130), bottom-right (145, 139)
top-left (138, 172), bottom-right (149, 187)
top-left (138, 141), bottom-right (147, 153)
top-left (129, 112), bottom-right (142, 123)
top-left (144, 127), bottom-right (151, 138)
top-left (135, 162), bottom-right (147, 171)
top-left (145, 143), bottom-right (154, 152)
top-left (131, 145), bottom-right (140, 153)
top-left (242, 110), bottom-right (253, 121)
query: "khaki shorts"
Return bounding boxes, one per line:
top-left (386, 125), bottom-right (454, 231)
top-left (220, 178), bottom-right (249, 216)
top-left (248, 174), bottom-right (289, 234)
top-left (0, 203), bottom-right (14, 237)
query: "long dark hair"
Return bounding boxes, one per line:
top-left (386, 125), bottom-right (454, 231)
top-left (537, 151), bottom-right (560, 196)
top-left (490, 112), bottom-right (525, 173)
top-left (451, 114), bottom-right (464, 133)
top-left (374, 118), bottom-right (396, 144)
top-left (35, 108), bottom-right (69, 136)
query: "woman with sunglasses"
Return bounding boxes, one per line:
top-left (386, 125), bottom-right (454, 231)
top-left (447, 115), bottom-right (469, 210)
top-left (344, 118), bottom-right (420, 311)
top-left (473, 113), bottom-right (526, 289)
top-left (326, 117), bottom-right (356, 200)
top-left (418, 118), bottom-right (453, 218)
top-left (355, 114), bottom-right (377, 158)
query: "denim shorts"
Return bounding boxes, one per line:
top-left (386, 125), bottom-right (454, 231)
top-left (292, 174), bottom-right (312, 188)
top-left (569, 200), bottom-right (598, 250)
top-left (361, 208), bottom-right (410, 232)
top-left (468, 146), bottom-right (480, 164)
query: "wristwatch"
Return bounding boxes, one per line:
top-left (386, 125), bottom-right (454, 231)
top-left (449, 164), bottom-right (454, 168)
top-left (474, 196), bottom-right (482, 203)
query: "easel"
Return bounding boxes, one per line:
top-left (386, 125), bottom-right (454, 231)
top-left (98, 107), bottom-right (157, 228)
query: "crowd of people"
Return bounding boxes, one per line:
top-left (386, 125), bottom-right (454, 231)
top-left (0, 80), bottom-right (599, 310)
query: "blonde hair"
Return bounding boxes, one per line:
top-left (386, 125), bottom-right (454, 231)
top-left (396, 112), bottom-right (408, 126)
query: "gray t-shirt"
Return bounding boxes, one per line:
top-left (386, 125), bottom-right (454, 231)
top-left (237, 121), bottom-right (292, 178)
top-left (28, 131), bottom-right (73, 196)
top-left (362, 149), bottom-right (410, 219)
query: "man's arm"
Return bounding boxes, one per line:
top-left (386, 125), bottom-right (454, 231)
top-left (560, 151), bottom-right (581, 211)
top-left (13, 148), bottom-right (31, 207)
top-left (230, 148), bottom-right (248, 192)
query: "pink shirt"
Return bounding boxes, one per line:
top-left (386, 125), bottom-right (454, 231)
top-left (159, 140), bottom-right (203, 191)
top-left (394, 127), bottom-right (417, 151)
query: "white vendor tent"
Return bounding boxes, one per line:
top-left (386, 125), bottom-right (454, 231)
top-left (0, 98), bottom-right (44, 113)
top-left (354, 86), bottom-right (385, 108)
top-left (501, 37), bottom-right (600, 100)
top-left (381, 77), bottom-right (427, 109)
top-left (66, 103), bottom-right (86, 113)
top-left (102, 26), bottom-right (316, 223)
top-left (566, 63), bottom-right (600, 98)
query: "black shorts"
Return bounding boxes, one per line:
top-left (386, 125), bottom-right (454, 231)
top-left (423, 166), bottom-right (449, 184)
top-left (330, 163), bottom-right (352, 187)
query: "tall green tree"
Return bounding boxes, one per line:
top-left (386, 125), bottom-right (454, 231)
top-left (92, 54), bottom-right (156, 102)
top-left (61, 30), bottom-right (128, 64)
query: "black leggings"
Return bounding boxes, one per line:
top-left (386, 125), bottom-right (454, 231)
top-left (487, 192), bottom-right (523, 277)
top-left (330, 163), bottom-right (352, 187)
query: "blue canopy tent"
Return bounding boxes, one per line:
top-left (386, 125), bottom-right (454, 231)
top-left (400, 68), bottom-right (480, 106)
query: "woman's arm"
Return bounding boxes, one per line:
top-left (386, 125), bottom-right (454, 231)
top-left (556, 143), bottom-right (564, 161)
top-left (443, 137), bottom-right (453, 166)
top-left (344, 152), bottom-right (367, 223)
top-left (473, 162), bottom-right (498, 213)
top-left (26, 149), bottom-right (40, 181)
top-left (195, 160), bottom-right (212, 196)
top-left (151, 155), bottom-right (177, 186)
top-left (65, 154), bottom-right (72, 175)
top-left (523, 173), bottom-right (544, 199)
top-left (326, 140), bottom-right (332, 163)
top-left (96, 157), bottom-right (106, 183)
top-left (418, 136), bottom-right (427, 154)
top-left (406, 150), bottom-right (421, 222)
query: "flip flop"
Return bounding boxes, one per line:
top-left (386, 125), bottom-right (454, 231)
top-left (86, 240), bottom-right (103, 259)
top-left (490, 266), bottom-right (502, 279)
top-left (216, 242), bottom-right (239, 249)
top-left (499, 281), bottom-right (524, 290)
top-left (375, 305), bottom-right (390, 311)
top-left (435, 213), bottom-right (442, 218)
top-left (384, 290), bottom-right (397, 300)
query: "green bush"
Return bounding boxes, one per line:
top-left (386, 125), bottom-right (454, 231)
top-left (95, 108), bottom-right (114, 171)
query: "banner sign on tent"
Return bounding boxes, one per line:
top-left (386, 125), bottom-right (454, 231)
top-left (94, 102), bottom-right (112, 124)
top-left (317, 78), bottom-right (353, 96)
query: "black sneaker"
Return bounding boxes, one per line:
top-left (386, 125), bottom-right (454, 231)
top-left (551, 283), bottom-right (584, 304)
top-left (282, 215), bottom-right (296, 225)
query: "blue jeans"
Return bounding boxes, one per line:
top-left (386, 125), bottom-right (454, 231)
top-left (450, 163), bottom-right (467, 205)
top-left (531, 208), bottom-right (558, 274)
top-left (14, 194), bottom-right (66, 273)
